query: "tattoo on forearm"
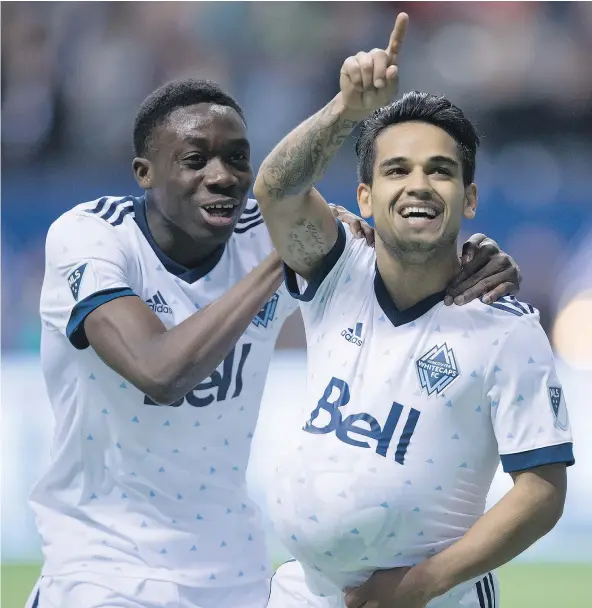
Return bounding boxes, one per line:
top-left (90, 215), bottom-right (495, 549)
top-left (286, 218), bottom-right (331, 269)
top-left (260, 99), bottom-right (358, 201)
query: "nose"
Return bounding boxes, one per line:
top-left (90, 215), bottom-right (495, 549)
top-left (405, 167), bottom-right (432, 200)
top-left (203, 157), bottom-right (239, 189)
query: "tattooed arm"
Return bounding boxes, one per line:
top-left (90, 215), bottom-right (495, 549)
top-left (253, 95), bottom-right (364, 280)
top-left (254, 14), bottom-right (408, 280)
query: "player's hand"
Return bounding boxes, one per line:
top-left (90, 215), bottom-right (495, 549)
top-left (344, 565), bottom-right (434, 608)
top-left (340, 12), bottom-right (409, 114)
top-left (328, 204), bottom-right (375, 246)
top-left (445, 234), bottom-right (522, 306)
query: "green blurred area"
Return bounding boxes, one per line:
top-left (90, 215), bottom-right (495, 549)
top-left (1, 562), bottom-right (591, 607)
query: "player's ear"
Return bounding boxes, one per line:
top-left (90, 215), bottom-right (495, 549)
top-left (463, 183), bottom-right (477, 220)
top-left (133, 157), bottom-right (153, 190)
top-left (357, 183), bottom-right (373, 219)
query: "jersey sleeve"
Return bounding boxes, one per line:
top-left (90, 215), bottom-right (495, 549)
top-left (40, 211), bottom-right (137, 350)
top-left (485, 312), bottom-right (574, 473)
top-left (282, 219), bottom-right (373, 327)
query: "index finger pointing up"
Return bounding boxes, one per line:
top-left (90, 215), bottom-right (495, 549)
top-left (386, 12), bottom-right (409, 61)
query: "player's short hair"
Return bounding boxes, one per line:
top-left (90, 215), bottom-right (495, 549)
top-left (133, 78), bottom-right (246, 157)
top-left (355, 91), bottom-right (479, 186)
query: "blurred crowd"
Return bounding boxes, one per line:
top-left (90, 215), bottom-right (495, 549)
top-left (2, 2), bottom-right (592, 362)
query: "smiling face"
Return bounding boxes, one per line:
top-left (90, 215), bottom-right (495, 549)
top-left (133, 103), bottom-right (253, 245)
top-left (357, 121), bottom-right (477, 258)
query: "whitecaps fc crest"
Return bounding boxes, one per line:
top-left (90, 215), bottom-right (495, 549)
top-left (416, 343), bottom-right (460, 396)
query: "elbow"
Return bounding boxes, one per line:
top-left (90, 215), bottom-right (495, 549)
top-left (253, 176), bottom-right (272, 209)
top-left (538, 490), bottom-right (566, 536)
top-left (138, 367), bottom-right (192, 406)
top-left (141, 377), bottom-right (185, 406)
top-left (546, 496), bottom-right (566, 532)
top-left (139, 359), bottom-right (213, 406)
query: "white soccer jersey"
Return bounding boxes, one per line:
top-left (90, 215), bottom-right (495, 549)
top-left (268, 221), bottom-right (574, 598)
top-left (33, 195), bottom-right (297, 587)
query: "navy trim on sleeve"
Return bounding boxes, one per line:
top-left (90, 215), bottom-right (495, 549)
top-left (66, 287), bottom-right (136, 350)
top-left (283, 220), bottom-right (346, 302)
top-left (500, 442), bottom-right (575, 473)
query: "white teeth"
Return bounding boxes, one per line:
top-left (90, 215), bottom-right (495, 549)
top-left (204, 203), bottom-right (234, 210)
top-left (401, 206), bottom-right (437, 218)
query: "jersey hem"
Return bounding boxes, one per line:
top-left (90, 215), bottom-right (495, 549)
top-left (500, 441), bottom-right (574, 472)
top-left (66, 287), bottom-right (137, 349)
top-left (283, 220), bottom-right (346, 302)
top-left (40, 564), bottom-right (272, 588)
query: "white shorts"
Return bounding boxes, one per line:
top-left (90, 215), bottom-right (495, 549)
top-left (25, 573), bottom-right (271, 608)
top-left (268, 560), bottom-right (500, 608)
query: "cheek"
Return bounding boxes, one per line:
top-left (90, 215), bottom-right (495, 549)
top-left (169, 170), bottom-right (200, 193)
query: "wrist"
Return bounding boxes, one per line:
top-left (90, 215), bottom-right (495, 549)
top-left (332, 93), bottom-right (372, 124)
top-left (415, 555), bottom-right (455, 601)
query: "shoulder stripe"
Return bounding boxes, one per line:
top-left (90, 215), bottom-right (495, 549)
top-left (85, 196), bottom-right (135, 227)
top-left (242, 203), bottom-right (260, 216)
top-left (237, 211), bottom-right (261, 224)
top-left (485, 295), bottom-right (536, 318)
top-left (500, 295), bottom-right (528, 314)
top-left (86, 197), bottom-right (110, 215)
top-left (235, 218), bottom-right (264, 233)
top-left (111, 205), bottom-right (135, 227)
top-left (487, 302), bottom-right (524, 317)
top-left (100, 197), bottom-right (134, 222)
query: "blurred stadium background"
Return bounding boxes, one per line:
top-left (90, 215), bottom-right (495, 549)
top-left (1, 2), bottom-right (591, 606)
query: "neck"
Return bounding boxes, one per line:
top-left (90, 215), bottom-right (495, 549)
top-left (375, 236), bottom-right (460, 311)
top-left (144, 193), bottom-right (221, 268)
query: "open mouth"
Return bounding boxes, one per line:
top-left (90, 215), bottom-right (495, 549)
top-left (397, 204), bottom-right (444, 232)
top-left (199, 202), bottom-right (239, 226)
top-left (400, 206), bottom-right (439, 220)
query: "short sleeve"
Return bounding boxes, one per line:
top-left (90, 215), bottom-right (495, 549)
top-left (283, 220), bottom-right (373, 327)
top-left (485, 312), bottom-right (574, 473)
top-left (40, 211), bottom-right (137, 349)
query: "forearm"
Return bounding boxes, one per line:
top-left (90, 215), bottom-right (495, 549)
top-left (142, 253), bottom-right (283, 403)
top-left (422, 470), bottom-right (565, 599)
top-left (254, 93), bottom-right (364, 203)
top-left (253, 95), bottom-right (364, 277)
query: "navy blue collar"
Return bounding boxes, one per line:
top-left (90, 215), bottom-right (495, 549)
top-left (374, 265), bottom-right (446, 327)
top-left (133, 196), bottom-right (225, 284)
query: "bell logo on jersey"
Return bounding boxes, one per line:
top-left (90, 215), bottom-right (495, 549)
top-left (67, 263), bottom-right (87, 301)
top-left (303, 376), bottom-right (421, 465)
top-left (548, 386), bottom-right (568, 430)
top-left (416, 343), bottom-right (460, 396)
top-left (252, 293), bottom-right (279, 328)
top-left (341, 322), bottom-right (363, 346)
top-left (146, 291), bottom-right (172, 314)
top-left (144, 343), bottom-right (252, 407)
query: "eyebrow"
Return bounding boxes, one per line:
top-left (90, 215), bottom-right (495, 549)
top-left (379, 155), bottom-right (459, 170)
top-left (184, 136), bottom-right (250, 149)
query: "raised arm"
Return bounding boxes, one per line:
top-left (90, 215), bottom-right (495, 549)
top-left (254, 13), bottom-right (409, 280)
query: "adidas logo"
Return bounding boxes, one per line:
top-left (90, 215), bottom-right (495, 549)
top-left (341, 322), bottom-right (363, 346)
top-left (146, 291), bottom-right (173, 314)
